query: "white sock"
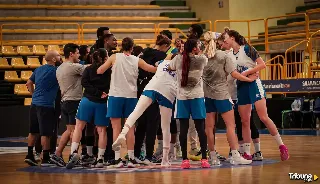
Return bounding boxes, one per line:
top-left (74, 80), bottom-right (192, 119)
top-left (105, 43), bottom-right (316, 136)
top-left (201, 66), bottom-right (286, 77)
top-left (162, 148), bottom-right (169, 163)
top-left (273, 133), bottom-right (284, 146)
top-left (71, 142), bottom-right (79, 154)
top-left (159, 105), bottom-right (172, 153)
top-left (98, 148), bottom-right (105, 160)
top-left (239, 144), bottom-right (244, 154)
top-left (169, 143), bottom-right (175, 154)
top-left (128, 150), bottom-right (134, 160)
top-left (244, 143), bottom-right (251, 154)
top-left (115, 150), bottom-right (121, 160)
top-left (231, 150), bottom-right (240, 157)
top-left (210, 151), bottom-right (217, 159)
top-left (87, 146), bottom-right (93, 156)
top-left (254, 143), bottom-right (260, 153)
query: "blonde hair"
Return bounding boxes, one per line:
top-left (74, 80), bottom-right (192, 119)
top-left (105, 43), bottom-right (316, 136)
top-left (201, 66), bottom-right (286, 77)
top-left (203, 31), bottom-right (221, 58)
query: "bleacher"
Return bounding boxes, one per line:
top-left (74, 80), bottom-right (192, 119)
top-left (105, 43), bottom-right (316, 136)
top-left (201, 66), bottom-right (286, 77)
top-left (0, 0), bottom-right (206, 106)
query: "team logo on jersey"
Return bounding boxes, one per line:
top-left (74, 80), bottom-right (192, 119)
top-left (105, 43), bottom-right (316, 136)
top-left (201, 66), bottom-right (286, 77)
top-left (237, 65), bottom-right (248, 74)
top-left (163, 64), bottom-right (176, 77)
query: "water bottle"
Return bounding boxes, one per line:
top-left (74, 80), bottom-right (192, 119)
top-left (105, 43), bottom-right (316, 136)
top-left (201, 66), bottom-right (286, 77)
top-left (310, 99), bottom-right (314, 111)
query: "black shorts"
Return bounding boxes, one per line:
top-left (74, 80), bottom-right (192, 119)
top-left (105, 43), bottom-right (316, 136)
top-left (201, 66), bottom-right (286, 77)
top-left (61, 100), bottom-right (80, 125)
top-left (29, 105), bottom-right (56, 136)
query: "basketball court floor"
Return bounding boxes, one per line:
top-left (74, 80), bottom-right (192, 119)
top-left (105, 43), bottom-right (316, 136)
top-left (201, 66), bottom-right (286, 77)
top-left (0, 132), bottom-right (319, 184)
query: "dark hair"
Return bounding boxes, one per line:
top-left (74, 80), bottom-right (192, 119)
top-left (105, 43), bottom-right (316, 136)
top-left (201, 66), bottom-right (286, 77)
top-left (97, 33), bottom-right (115, 49)
top-left (79, 45), bottom-right (89, 61)
top-left (122, 37), bottom-right (134, 51)
top-left (226, 29), bottom-right (256, 58)
top-left (97, 27), bottom-right (109, 39)
top-left (160, 30), bottom-right (172, 40)
top-left (181, 39), bottom-right (198, 87)
top-left (156, 34), bottom-right (171, 46)
top-left (63, 43), bottom-right (79, 58)
top-left (90, 48), bottom-right (108, 66)
top-left (132, 46), bottom-right (143, 57)
top-left (190, 24), bottom-right (203, 39)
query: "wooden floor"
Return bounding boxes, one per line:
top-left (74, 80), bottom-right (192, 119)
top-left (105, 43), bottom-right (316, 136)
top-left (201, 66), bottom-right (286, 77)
top-left (0, 134), bottom-right (320, 184)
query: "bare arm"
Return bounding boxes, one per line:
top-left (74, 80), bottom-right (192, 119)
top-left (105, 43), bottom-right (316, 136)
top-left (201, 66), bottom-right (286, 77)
top-left (97, 54), bottom-right (115, 74)
top-left (138, 58), bottom-right (157, 73)
top-left (26, 79), bottom-right (35, 95)
top-left (231, 70), bottom-right (257, 82)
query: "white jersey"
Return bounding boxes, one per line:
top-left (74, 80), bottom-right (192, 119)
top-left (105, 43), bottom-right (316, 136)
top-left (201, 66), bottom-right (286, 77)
top-left (144, 60), bottom-right (177, 103)
top-left (109, 53), bottom-right (139, 98)
top-left (231, 45), bottom-right (259, 74)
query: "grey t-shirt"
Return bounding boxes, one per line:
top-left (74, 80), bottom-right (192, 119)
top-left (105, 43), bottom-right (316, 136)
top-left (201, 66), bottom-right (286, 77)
top-left (169, 54), bottom-right (208, 100)
top-left (203, 50), bottom-right (236, 100)
top-left (56, 61), bottom-right (87, 102)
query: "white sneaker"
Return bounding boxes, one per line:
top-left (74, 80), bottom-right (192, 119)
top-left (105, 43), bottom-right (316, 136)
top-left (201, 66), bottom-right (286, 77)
top-left (211, 156), bottom-right (221, 166)
top-left (175, 146), bottom-right (182, 158)
top-left (252, 151), bottom-right (263, 161)
top-left (112, 134), bottom-right (126, 151)
top-left (230, 155), bottom-right (252, 165)
top-left (34, 153), bottom-right (41, 162)
top-left (161, 160), bottom-right (171, 168)
top-left (142, 158), bottom-right (155, 166)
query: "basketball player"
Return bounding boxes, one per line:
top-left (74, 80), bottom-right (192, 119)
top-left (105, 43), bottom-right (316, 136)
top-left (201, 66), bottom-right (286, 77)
top-left (113, 53), bottom-right (179, 167)
top-left (66, 48), bottom-right (111, 169)
top-left (90, 27), bottom-right (111, 53)
top-left (24, 50), bottom-right (61, 166)
top-left (202, 31), bottom-right (254, 166)
top-left (217, 29), bottom-right (263, 161)
top-left (50, 43), bottom-right (88, 167)
top-left (168, 38), bottom-right (210, 169)
top-left (97, 37), bottom-right (157, 168)
top-left (223, 29), bottom-right (289, 161)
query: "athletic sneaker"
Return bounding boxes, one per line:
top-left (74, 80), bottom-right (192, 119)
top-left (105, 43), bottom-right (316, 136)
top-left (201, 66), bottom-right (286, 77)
top-left (201, 159), bottom-right (210, 168)
top-left (114, 158), bottom-right (124, 168)
top-left (181, 159), bottom-right (190, 169)
top-left (112, 134), bottom-right (126, 151)
top-left (104, 159), bottom-right (115, 166)
top-left (279, 145), bottom-right (289, 161)
top-left (24, 155), bottom-right (38, 166)
top-left (152, 154), bottom-right (162, 164)
top-left (252, 151), bottom-right (263, 161)
top-left (133, 157), bottom-right (144, 164)
top-left (34, 153), bottom-right (41, 162)
top-left (227, 152), bottom-right (232, 162)
top-left (189, 148), bottom-right (200, 156)
top-left (141, 158), bottom-right (155, 166)
top-left (229, 154), bottom-right (252, 165)
top-left (50, 154), bottom-right (66, 167)
top-left (41, 159), bottom-right (55, 167)
top-left (82, 154), bottom-right (95, 165)
top-left (209, 154), bottom-right (221, 166)
top-left (242, 152), bottom-right (252, 160)
top-left (161, 160), bottom-right (171, 168)
top-left (154, 147), bottom-right (163, 158)
top-left (176, 145), bottom-right (182, 158)
top-left (91, 159), bottom-right (104, 168)
top-left (169, 151), bottom-right (176, 161)
top-left (66, 153), bottom-right (80, 169)
top-left (127, 158), bottom-right (139, 168)
top-left (216, 151), bottom-right (227, 161)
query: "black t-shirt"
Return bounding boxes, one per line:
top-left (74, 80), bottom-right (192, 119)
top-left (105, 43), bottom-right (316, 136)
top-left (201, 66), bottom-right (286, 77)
top-left (137, 48), bottom-right (167, 96)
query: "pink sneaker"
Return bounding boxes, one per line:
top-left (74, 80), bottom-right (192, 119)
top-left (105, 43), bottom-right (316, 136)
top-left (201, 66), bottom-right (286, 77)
top-left (279, 145), bottom-right (289, 161)
top-left (200, 159), bottom-right (210, 168)
top-left (181, 159), bottom-right (190, 169)
top-left (242, 152), bottom-right (252, 160)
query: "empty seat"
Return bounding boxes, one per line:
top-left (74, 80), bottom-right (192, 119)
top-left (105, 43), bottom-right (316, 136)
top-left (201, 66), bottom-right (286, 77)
top-left (48, 45), bottom-right (63, 54)
top-left (11, 58), bottom-right (28, 69)
top-left (17, 46), bottom-right (33, 56)
top-left (4, 71), bottom-right (21, 82)
top-left (33, 45), bottom-right (46, 55)
top-left (0, 58), bottom-right (12, 69)
top-left (27, 58), bottom-right (41, 68)
top-left (21, 71), bottom-right (33, 81)
top-left (14, 84), bottom-right (31, 96)
top-left (2, 46), bottom-right (18, 56)
top-left (24, 98), bottom-right (32, 106)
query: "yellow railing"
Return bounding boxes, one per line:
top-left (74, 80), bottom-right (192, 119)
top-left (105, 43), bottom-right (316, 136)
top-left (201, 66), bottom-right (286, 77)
top-left (81, 22), bottom-right (157, 44)
top-left (213, 19), bottom-right (264, 44)
top-left (157, 20), bottom-right (212, 39)
top-left (260, 55), bottom-right (284, 80)
top-left (307, 29), bottom-right (320, 78)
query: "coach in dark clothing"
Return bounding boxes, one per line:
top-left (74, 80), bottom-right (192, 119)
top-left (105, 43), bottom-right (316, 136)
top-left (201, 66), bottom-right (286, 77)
top-left (24, 50), bottom-right (61, 166)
